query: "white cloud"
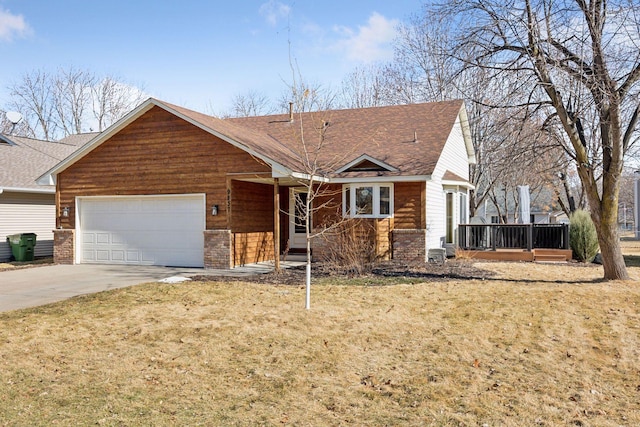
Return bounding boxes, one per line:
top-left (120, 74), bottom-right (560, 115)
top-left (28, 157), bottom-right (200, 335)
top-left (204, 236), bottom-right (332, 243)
top-left (259, 1), bottom-right (291, 27)
top-left (0, 8), bottom-right (31, 42)
top-left (333, 12), bottom-right (399, 63)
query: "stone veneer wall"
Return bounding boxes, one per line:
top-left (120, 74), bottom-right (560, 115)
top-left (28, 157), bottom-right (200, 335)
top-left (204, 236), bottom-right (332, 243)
top-left (204, 230), bottom-right (233, 269)
top-left (53, 229), bottom-right (75, 264)
top-left (392, 229), bottom-right (426, 263)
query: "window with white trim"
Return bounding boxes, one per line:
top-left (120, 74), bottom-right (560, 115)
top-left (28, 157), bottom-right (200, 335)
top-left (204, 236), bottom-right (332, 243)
top-left (343, 183), bottom-right (393, 218)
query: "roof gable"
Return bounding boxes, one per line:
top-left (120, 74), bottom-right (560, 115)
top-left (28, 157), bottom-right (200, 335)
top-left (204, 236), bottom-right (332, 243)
top-left (229, 100), bottom-right (472, 177)
top-left (39, 98), bottom-right (476, 185)
top-left (336, 154), bottom-right (399, 173)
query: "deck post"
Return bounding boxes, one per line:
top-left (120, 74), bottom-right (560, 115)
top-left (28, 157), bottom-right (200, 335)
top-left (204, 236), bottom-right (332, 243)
top-left (562, 224), bottom-right (570, 249)
top-left (527, 224), bottom-right (533, 251)
top-left (274, 178), bottom-right (280, 272)
top-left (491, 226), bottom-right (497, 251)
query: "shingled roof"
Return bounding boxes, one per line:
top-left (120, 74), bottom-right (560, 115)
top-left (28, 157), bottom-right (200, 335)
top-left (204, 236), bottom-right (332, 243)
top-left (227, 100), bottom-right (470, 178)
top-left (0, 133), bottom-right (97, 192)
top-left (40, 98), bottom-right (474, 184)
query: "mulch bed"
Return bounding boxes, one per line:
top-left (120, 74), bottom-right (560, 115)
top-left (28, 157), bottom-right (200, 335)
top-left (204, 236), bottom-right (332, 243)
top-left (191, 259), bottom-right (495, 285)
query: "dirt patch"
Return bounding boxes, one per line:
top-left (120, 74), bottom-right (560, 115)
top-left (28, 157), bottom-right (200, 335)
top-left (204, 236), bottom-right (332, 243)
top-left (192, 259), bottom-right (513, 285)
top-left (0, 257), bottom-right (53, 272)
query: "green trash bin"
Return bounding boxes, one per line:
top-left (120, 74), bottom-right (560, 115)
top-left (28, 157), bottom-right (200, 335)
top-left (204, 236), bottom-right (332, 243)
top-left (6, 233), bottom-right (37, 262)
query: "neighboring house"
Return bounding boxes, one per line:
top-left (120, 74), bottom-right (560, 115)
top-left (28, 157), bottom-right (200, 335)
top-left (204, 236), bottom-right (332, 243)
top-left (0, 133), bottom-right (97, 261)
top-left (485, 212), bottom-right (552, 224)
top-left (38, 98), bottom-right (476, 268)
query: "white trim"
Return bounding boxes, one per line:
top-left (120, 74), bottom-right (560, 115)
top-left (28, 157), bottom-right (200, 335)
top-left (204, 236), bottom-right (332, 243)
top-left (335, 154), bottom-right (399, 173)
top-left (0, 186), bottom-right (55, 194)
top-left (457, 105), bottom-right (476, 164)
top-left (289, 188), bottom-right (310, 249)
top-left (442, 180), bottom-right (475, 190)
top-left (331, 175), bottom-right (431, 184)
top-left (342, 183), bottom-right (394, 219)
top-left (290, 172), bottom-right (330, 183)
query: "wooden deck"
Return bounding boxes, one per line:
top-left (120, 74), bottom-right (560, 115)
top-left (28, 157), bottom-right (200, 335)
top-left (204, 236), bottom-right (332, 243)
top-left (458, 248), bottom-right (573, 262)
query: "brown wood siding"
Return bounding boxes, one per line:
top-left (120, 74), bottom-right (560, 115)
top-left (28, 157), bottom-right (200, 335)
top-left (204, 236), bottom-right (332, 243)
top-left (374, 217), bottom-right (393, 260)
top-left (312, 182), bottom-right (424, 230)
top-left (394, 182), bottom-right (425, 229)
top-left (230, 180), bottom-right (273, 233)
top-left (313, 184), bottom-right (343, 227)
top-left (233, 232), bottom-right (274, 266)
top-left (57, 106), bottom-right (271, 230)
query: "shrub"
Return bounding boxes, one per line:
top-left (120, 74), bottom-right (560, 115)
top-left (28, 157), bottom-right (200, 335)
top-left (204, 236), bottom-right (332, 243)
top-left (316, 218), bottom-right (376, 275)
top-left (569, 210), bottom-right (599, 262)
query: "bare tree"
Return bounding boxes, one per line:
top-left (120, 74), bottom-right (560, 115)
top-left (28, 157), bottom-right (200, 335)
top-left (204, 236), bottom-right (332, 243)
top-left (90, 76), bottom-right (146, 131)
top-left (278, 76), bottom-right (338, 113)
top-left (6, 67), bottom-right (146, 140)
top-left (53, 67), bottom-right (95, 136)
top-left (436, 0), bottom-right (639, 280)
top-left (227, 90), bottom-right (275, 118)
top-left (339, 64), bottom-right (388, 108)
top-left (7, 69), bottom-right (56, 140)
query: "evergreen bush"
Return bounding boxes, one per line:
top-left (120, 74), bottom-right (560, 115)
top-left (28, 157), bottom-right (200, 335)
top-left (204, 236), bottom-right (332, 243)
top-left (569, 210), bottom-right (599, 262)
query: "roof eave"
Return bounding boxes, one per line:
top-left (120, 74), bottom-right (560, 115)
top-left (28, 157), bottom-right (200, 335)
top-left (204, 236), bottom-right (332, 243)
top-left (330, 175), bottom-right (432, 184)
top-left (0, 186), bottom-right (55, 195)
top-left (36, 98), bottom-right (300, 184)
top-left (36, 99), bottom-right (157, 185)
top-left (442, 180), bottom-right (475, 190)
top-left (457, 103), bottom-right (477, 164)
top-left (157, 101), bottom-right (299, 178)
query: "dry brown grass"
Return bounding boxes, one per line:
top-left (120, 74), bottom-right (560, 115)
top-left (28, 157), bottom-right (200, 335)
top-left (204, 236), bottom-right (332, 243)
top-left (1, 259), bottom-right (639, 426)
top-left (0, 257), bottom-right (53, 272)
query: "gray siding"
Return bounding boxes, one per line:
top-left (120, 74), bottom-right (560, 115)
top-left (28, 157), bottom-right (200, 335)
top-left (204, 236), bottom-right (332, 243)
top-left (0, 192), bottom-right (55, 261)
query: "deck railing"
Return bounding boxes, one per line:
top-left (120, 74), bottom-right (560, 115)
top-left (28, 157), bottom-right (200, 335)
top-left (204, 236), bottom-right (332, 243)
top-left (458, 224), bottom-right (570, 251)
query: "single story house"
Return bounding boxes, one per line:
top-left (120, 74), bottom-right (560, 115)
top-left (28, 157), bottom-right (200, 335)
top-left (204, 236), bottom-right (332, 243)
top-left (38, 98), bottom-right (476, 268)
top-left (0, 133), bottom-right (96, 260)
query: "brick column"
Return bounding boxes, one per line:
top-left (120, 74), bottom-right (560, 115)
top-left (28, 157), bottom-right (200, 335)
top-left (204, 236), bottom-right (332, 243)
top-left (392, 229), bottom-right (426, 263)
top-left (53, 229), bottom-right (75, 264)
top-left (204, 230), bottom-right (233, 269)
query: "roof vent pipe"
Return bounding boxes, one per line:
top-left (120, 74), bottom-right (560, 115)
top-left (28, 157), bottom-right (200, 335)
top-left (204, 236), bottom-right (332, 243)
top-left (413, 130), bottom-right (418, 143)
top-left (289, 102), bottom-right (294, 122)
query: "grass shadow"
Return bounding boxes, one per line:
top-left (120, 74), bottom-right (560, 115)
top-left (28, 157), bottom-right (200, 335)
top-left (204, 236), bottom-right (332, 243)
top-left (624, 255), bottom-right (640, 267)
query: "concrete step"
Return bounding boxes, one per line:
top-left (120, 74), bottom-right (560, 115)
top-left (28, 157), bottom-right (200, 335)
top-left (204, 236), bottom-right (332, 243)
top-left (535, 254), bottom-right (569, 262)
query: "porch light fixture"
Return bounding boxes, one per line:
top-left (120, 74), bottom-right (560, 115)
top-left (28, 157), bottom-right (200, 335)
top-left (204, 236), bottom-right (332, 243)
top-left (62, 207), bottom-right (70, 218)
top-left (212, 205), bottom-right (219, 216)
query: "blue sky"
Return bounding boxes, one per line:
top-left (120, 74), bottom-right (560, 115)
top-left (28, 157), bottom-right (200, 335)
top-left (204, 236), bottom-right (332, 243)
top-left (0, 0), bottom-right (424, 114)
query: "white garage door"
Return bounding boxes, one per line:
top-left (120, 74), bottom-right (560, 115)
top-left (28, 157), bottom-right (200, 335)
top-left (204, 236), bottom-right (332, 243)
top-left (79, 195), bottom-right (205, 267)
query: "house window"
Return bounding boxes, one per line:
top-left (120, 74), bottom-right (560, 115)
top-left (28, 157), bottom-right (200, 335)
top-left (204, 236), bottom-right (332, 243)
top-left (294, 191), bottom-right (310, 233)
top-left (343, 183), bottom-right (393, 218)
top-left (459, 192), bottom-right (467, 225)
top-left (446, 192), bottom-right (454, 244)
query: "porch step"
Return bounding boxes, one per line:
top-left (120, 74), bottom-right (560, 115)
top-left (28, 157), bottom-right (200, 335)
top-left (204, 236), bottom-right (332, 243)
top-left (533, 249), bottom-right (572, 262)
top-left (534, 254), bottom-right (568, 262)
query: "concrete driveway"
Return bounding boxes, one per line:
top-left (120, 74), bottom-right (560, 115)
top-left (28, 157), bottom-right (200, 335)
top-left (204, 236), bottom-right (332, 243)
top-left (0, 264), bottom-right (205, 312)
top-left (0, 260), bottom-right (305, 313)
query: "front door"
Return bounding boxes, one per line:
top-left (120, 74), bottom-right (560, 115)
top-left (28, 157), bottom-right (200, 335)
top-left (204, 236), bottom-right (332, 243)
top-left (289, 188), bottom-right (309, 249)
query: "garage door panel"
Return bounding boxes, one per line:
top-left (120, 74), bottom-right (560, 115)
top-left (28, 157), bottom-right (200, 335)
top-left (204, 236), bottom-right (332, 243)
top-left (79, 195), bottom-right (204, 267)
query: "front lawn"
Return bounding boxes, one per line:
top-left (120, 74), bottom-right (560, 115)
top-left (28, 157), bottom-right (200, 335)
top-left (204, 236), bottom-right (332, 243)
top-left (0, 260), bottom-right (639, 426)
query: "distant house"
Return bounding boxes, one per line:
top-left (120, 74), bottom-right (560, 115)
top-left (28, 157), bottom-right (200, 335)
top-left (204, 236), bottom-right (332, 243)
top-left (39, 98), bottom-right (476, 268)
top-left (0, 133), bottom-right (96, 260)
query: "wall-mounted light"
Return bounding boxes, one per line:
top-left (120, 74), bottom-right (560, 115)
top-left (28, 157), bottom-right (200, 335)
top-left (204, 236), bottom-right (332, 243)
top-left (62, 207), bottom-right (70, 218)
top-left (212, 205), bottom-right (219, 216)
